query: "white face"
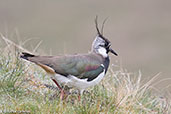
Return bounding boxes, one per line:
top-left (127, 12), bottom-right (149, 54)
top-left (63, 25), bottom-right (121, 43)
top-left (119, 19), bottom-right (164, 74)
top-left (91, 35), bottom-right (108, 58)
top-left (97, 46), bottom-right (108, 58)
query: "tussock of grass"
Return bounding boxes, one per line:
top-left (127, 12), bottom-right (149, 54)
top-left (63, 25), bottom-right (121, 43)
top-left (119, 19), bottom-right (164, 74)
top-left (0, 34), bottom-right (170, 114)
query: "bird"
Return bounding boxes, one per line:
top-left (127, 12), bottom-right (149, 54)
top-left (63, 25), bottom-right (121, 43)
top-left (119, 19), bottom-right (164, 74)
top-left (20, 17), bottom-right (118, 100)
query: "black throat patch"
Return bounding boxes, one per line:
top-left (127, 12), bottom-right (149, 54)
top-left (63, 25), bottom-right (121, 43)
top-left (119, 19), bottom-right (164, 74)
top-left (103, 56), bottom-right (110, 74)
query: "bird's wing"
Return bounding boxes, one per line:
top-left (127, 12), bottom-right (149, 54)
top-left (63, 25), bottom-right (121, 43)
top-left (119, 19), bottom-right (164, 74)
top-left (50, 54), bottom-right (104, 81)
top-left (78, 63), bottom-right (104, 81)
top-left (21, 52), bottom-right (104, 81)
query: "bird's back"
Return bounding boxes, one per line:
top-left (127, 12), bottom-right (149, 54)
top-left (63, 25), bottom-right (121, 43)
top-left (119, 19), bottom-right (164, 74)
top-left (21, 52), bottom-right (105, 79)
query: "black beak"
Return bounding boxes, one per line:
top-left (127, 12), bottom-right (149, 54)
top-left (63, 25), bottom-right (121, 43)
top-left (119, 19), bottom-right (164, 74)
top-left (109, 48), bottom-right (118, 56)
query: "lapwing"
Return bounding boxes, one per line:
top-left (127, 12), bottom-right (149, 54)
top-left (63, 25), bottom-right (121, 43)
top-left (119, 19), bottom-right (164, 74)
top-left (20, 17), bottom-right (118, 100)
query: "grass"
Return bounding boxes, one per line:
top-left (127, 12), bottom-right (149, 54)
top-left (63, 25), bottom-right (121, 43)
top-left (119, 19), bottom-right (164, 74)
top-left (0, 34), bottom-right (170, 114)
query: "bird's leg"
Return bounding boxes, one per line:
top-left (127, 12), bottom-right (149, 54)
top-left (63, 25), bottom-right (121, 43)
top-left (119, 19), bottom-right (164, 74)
top-left (78, 90), bottom-right (83, 101)
top-left (78, 93), bottom-right (81, 101)
top-left (52, 79), bottom-right (62, 90)
top-left (60, 89), bottom-right (65, 100)
top-left (52, 79), bottom-right (65, 99)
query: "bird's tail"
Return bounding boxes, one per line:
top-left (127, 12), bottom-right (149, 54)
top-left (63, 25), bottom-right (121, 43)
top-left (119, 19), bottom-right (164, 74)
top-left (20, 52), bottom-right (56, 74)
top-left (20, 52), bottom-right (35, 60)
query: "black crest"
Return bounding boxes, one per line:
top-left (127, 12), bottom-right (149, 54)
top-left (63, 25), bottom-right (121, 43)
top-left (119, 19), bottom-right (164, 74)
top-left (95, 16), bottom-right (111, 47)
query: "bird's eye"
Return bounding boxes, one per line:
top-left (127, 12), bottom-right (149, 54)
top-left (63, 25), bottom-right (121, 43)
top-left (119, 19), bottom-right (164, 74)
top-left (99, 44), bottom-right (105, 47)
top-left (105, 43), bottom-right (110, 48)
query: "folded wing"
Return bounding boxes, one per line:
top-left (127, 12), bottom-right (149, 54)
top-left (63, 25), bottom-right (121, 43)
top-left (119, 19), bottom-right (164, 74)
top-left (21, 52), bottom-right (104, 81)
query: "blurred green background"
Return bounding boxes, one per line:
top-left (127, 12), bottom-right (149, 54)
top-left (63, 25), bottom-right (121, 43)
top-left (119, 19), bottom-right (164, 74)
top-left (0, 0), bottom-right (171, 91)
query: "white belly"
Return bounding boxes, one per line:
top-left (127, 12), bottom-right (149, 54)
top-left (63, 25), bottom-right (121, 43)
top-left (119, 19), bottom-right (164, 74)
top-left (50, 70), bottom-right (105, 91)
top-left (68, 70), bottom-right (105, 90)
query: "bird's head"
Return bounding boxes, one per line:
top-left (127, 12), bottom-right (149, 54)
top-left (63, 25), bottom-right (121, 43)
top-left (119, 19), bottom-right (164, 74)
top-left (92, 17), bottom-right (118, 58)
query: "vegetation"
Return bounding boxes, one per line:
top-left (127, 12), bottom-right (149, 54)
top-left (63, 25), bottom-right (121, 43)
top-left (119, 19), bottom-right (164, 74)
top-left (0, 35), bottom-right (170, 114)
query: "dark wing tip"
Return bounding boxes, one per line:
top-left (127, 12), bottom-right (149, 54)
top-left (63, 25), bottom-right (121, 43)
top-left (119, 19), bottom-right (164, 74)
top-left (20, 52), bottom-right (35, 60)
